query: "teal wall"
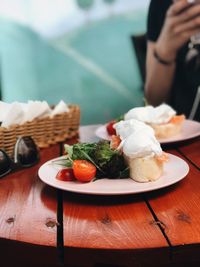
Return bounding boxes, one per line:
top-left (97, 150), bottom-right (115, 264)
top-left (0, 9), bottom-right (147, 124)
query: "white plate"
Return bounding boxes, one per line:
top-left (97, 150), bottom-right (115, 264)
top-left (38, 154), bottom-right (189, 195)
top-left (95, 120), bottom-right (200, 144)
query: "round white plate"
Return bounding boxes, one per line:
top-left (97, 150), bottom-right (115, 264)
top-left (95, 120), bottom-right (200, 144)
top-left (38, 154), bottom-right (189, 195)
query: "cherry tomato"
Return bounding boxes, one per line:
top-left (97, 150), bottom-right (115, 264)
top-left (56, 168), bottom-right (75, 181)
top-left (106, 120), bottom-right (116, 135)
top-left (73, 160), bottom-right (96, 182)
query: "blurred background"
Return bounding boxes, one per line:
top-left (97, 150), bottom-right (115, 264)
top-left (0, 0), bottom-right (150, 124)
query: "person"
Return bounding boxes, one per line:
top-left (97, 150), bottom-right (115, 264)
top-left (145, 0), bottom-right (200, 121)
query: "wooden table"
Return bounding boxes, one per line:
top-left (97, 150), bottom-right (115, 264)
top-left (0, 125), bottom-right (200, 267)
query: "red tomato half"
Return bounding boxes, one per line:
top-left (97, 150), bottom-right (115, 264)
top-left (106, 120), bottom-right (116, 135)
top-left (73, 160), bottom-right (96, 182)
top-left (56, 168), bottom-right (75, 181)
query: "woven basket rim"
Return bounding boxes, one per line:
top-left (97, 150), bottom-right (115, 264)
top-left (0, 104), bottom-right (80, 130)
top-left (0, 104), bottom-right (80, 156)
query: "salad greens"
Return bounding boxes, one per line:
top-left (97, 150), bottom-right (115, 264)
top-left (64, 143), bottom-right (101, 171)
top-left (93, 141), bottom-right (126, 178)
top-left (63, 140), bottom-right (129, 179)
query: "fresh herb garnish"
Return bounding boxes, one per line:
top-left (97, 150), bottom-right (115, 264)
top-left (55, 141), bottom-right (129, 180)
top-left (64, 143), bottom-right (103, 172)
top-left (93, 141), bottom-right (127, 178)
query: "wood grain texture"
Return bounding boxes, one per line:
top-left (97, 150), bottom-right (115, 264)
top-left (62, 193), bottom-right (168, 250)
top-left (62, 193), bottom-right (169, 266)
top-left (0, 145), bottom-right (60, 266)
top-left (178, 139), bottom-right (200, 168)
top-left (146, 149), bottom-right (200, 263)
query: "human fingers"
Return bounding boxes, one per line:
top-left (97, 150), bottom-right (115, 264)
top-left (167, 0), bottom-right (192, 17)
top-left (174, 15), bottom-right (200, 33)
top-left (179, 26), bottom-right (200, 39)
top-left (174, 3), bottom-right (200, 24)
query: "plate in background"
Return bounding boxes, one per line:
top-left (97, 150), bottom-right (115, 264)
top-left (95, 120), bottom-right (200, 144)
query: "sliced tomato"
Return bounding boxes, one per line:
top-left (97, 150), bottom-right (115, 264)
top-left (73, 160), bottom-right (96, 182)
top-left (169, 115), bottom-right (185, 124)
top-left (106, 120), bottom-right (116, 135)
top-left (56, 168), bottom-right (75, 181)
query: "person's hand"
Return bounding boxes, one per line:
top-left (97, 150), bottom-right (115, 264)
top-left (156, 0), bottom-right (200, 61)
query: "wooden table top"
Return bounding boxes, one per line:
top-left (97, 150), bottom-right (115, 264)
top-left (0, 125), bottom-right (200, 267)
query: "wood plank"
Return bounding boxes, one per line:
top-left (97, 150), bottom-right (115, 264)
top-left (146, 149), bottom-right (200, 264)
top-left (0, 145), bottom-right (60, 266)
top-left (62, 193), bottom-right (170, 267)
top-left (178, 138), bottom-right (200, 168)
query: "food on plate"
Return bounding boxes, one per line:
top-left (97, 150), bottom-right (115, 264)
top-left (106, 120), bottom-right (117, 135)
top-left (56, 168), bottom-right (75, 181)
top-left (114, 119), bottom-right (168, 182)
top-left (124, 103), bottom-right (185, 139)
top-left (54, 120), bottom-right (169, 184)
top-left (93, 140), bottom-right (127, 178)
top-left (73, 160), bottom-right (96, 182)
top-left (54, 141), bottom-right (127, 183)
top-left (106, 115), bottom-right (124, 136)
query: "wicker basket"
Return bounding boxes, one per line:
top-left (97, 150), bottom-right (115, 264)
top-left (0, 104), bottom-right (80, 156)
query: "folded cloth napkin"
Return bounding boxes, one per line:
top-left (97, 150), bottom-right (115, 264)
top-left (24, 101), bottom-right (52, 122)
top-left (1, 102), bottom-right (25, 128)
top-left (0, 100), bottom-right (69, 128)
top-left (0, 101), bottom-right (10, 122)
top-left (51, 100), bottom-right (69, 117)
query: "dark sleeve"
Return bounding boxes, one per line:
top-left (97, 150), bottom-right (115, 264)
top-left (147, 0), bottom-right (171, 42)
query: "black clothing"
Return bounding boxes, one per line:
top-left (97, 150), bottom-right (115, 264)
top-left (147, 0), bottom-right (200, 121)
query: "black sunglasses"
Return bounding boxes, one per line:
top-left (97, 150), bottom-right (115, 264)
top-left (0, 136), bottom-right (40, 178)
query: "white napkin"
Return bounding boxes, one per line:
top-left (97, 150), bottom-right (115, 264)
top-left (51, 100), bottom-right (69, 117)
top-left (0, 100), bottom-right (69, 128)
top-left (0, 101), bottom-right (10, 122)
top-left (1, 102), bottom-right (25, 128)
top-left (24, 101), bottom-right (51, 122)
